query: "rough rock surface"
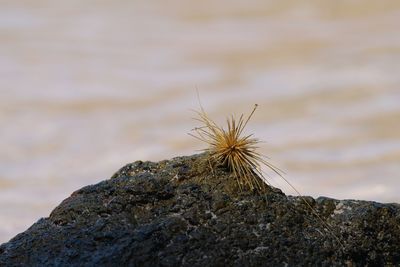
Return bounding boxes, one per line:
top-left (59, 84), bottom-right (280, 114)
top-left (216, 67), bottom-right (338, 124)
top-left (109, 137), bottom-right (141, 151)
top-left (1, 153), bottom-right (400, 266)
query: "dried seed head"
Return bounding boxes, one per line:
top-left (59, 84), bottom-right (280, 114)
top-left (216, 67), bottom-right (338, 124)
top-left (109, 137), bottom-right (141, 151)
top-left (190, 101), bottom-right (346, 249)
top-left (190, 104), bottom-right (282, 192)
top-left (189, 103), bottom-right (346, 249)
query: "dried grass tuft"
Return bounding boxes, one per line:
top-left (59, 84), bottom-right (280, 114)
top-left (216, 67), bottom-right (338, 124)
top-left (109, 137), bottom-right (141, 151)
top-left (190, 103), bottom-right (345, 249)
top-left (190, 104), bottom-right (282, 192)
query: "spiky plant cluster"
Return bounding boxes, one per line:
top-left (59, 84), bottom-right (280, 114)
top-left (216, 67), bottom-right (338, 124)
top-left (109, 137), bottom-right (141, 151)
top-left (190, 104), bottom-right (346, 248)
top-left (190, 104), bottom-right (282, 192)
top-left (189, 103), bottom-right (347, 249)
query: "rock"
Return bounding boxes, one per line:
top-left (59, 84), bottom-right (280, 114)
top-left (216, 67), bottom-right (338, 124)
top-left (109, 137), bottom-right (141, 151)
top-left (1, 153), bottom-right (400, 266)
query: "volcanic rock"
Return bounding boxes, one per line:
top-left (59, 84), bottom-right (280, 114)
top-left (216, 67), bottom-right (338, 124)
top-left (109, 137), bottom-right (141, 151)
top-left (1, 153), bottom-right (399, 266)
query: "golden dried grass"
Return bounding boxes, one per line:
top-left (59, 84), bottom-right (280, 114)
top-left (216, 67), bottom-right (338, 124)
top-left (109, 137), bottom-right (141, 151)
top-left (190, 104), bottom-right (283, 192)
top-left (190, 103), bottom-right (345, 249)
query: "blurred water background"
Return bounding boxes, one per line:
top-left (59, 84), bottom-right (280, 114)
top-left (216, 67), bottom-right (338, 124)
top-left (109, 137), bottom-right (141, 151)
top-left (1, 0), bottom-right (400, 243)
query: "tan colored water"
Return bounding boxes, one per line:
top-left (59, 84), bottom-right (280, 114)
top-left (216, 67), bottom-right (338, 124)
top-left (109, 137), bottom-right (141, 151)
top-left (1, 1), bottom-right (400, 243)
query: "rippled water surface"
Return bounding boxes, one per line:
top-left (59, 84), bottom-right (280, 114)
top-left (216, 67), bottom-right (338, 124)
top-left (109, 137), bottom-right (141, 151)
top-left (1, 1), bottom-right (400, 243)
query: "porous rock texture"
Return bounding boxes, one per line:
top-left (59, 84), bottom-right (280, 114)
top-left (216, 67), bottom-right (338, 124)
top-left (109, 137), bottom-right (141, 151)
top-left (1, 153), bottom-right (400, 266)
